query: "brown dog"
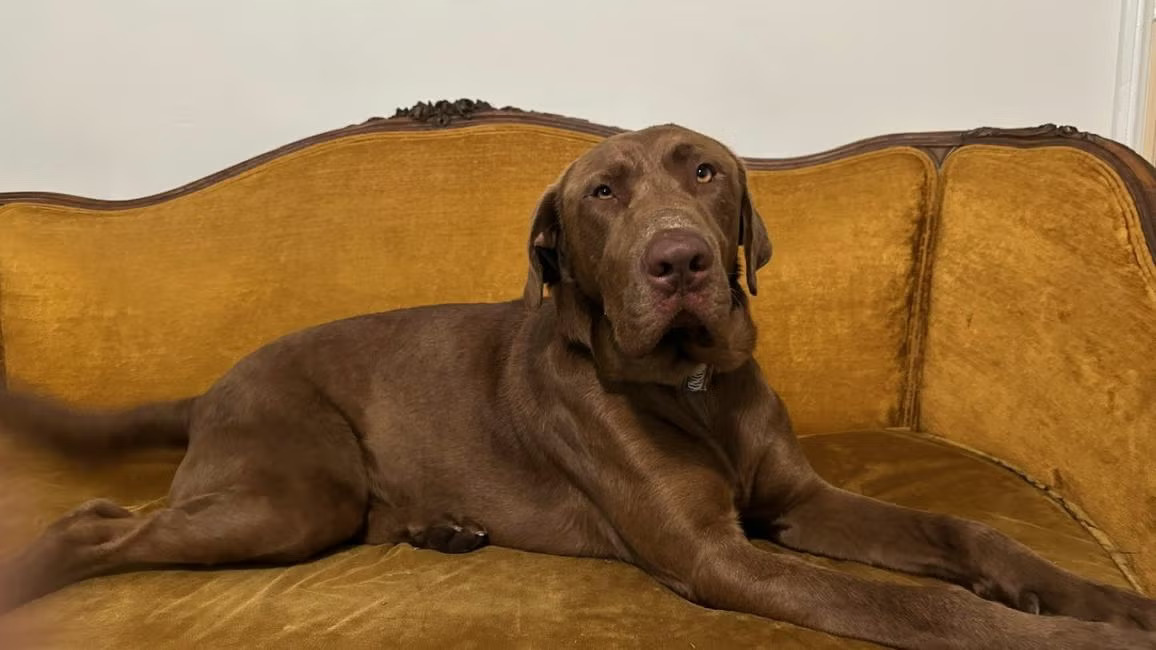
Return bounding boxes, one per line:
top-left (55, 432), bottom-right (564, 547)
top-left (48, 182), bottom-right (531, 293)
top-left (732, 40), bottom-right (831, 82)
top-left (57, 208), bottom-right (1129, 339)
top-left (1, 125), bottom-right (1154, 649)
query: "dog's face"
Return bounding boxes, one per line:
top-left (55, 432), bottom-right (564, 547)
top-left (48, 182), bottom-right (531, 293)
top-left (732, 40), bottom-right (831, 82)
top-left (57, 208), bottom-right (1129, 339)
top-left (525, 125), bottom-right (771, 384)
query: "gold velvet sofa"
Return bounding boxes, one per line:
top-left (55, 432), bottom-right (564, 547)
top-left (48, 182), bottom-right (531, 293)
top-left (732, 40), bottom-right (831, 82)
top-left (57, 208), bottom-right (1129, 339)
top-left (1, 101), bottom-right (1153, 648)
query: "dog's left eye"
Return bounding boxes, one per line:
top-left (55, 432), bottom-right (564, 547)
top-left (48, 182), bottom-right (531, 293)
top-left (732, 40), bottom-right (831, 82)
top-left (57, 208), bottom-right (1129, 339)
top-left (695, 163), bottom-right (715, 183)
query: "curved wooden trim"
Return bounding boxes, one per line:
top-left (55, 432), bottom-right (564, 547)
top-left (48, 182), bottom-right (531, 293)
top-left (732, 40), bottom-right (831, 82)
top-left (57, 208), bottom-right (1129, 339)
top-left (1, 102), bottom-right (1154, 260)
top-left (0, 106), bottom-right (622, 211)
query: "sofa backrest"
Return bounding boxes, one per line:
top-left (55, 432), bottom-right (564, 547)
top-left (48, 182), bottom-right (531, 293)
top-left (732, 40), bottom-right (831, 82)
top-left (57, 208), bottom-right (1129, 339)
top-left (0, 110), bottom-right (936, 434)
top-left (0, 121), bottom-right (603, 407)
top-left (5, 107), bottom-right (1149, 442)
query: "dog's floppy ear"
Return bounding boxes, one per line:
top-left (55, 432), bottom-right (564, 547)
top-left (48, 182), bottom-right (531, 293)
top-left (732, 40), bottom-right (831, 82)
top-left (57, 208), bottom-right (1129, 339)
top-left (523, 185), bottom-right (562, 308)
top-left (739, 179), bottom-right (772, 296)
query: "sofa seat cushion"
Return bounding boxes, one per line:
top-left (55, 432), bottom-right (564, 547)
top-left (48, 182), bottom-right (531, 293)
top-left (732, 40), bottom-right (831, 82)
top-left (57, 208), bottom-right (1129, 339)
top-left (0, 430), bottom-right (1132, 649)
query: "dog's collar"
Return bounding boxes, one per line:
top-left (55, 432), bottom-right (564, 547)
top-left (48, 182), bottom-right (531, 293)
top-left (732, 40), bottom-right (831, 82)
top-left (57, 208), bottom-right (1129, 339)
top-left (686, 364), bottom-right (711, 392)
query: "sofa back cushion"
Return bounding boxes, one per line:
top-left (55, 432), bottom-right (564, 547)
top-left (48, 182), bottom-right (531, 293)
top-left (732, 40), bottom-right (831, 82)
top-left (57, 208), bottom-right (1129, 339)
top-left (921, 144), bottom-right (1156, 590)
top-left (0, 122), bottom-right (935, 434)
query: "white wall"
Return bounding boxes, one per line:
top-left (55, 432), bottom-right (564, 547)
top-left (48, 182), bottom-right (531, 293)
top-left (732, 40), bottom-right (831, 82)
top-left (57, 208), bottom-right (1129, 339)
top-left (0, 0), bottom-right (1129, 199)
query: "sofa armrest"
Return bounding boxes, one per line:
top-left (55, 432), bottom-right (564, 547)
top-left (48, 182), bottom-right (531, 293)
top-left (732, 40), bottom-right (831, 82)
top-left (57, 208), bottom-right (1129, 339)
top-left (918, 138), bottom-right (1156, 592)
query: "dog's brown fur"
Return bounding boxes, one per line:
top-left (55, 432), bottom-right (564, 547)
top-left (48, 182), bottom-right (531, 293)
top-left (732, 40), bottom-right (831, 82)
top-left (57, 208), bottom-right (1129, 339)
top-left (1, 125), bottom-right (1154, 648)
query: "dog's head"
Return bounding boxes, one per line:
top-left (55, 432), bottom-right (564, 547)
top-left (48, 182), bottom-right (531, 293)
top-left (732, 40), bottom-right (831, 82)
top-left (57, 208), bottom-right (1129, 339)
top-left (524, 124), bottom-right (771, 385)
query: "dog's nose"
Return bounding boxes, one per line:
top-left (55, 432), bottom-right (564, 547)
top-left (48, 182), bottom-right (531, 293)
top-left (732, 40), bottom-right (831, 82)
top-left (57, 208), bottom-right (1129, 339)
top-left (643, 229), bottom-right (714, 294)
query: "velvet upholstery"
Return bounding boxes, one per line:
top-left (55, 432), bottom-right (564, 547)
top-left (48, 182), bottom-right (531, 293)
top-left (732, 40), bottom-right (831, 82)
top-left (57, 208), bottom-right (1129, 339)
top-left (922, 145), bottom-right (1156, 592)
top-left (0, 127), bottom-right (602, 407)
top-left (0, 121), bottom-right (1151, 646)
top-left (0, 431), bottom-right (1130, 649)
top-left (0, 128), bottom-right (934, 436)
top-left (747, 148), bottom-right (935, 434)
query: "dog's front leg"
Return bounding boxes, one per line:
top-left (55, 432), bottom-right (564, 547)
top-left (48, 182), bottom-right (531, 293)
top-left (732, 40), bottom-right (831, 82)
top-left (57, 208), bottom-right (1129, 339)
top-left (608, 488), bottom-right (1153, 649)
top-left (751, 480), bottom-right (1156, 632)
top-left (690, 368), bottom-right (1156, 647)
top-left (721, 371), bottom-right (1156, 632)
top-left (581, 445), bottom-right (1152, 648)
top-left (677, 535), bottom-right (1156, 649)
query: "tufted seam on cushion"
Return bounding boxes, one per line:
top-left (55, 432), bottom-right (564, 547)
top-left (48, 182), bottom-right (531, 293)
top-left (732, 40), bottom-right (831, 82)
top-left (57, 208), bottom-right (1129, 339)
top-left (1093, 156), bottom-right (1156, 300)
top-left (897, 152), bottom-right (941, 430)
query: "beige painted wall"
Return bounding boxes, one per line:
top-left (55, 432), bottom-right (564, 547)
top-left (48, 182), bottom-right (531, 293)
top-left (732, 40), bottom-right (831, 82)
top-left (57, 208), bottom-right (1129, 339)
top-left (0, 0), bottom-right (1128, 198)
top-left (1145, 24), bottom-right (1156, 161)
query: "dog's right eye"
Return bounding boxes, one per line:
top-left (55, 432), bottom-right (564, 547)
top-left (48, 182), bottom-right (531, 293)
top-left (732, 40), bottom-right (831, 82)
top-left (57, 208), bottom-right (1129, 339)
top-left (592, 184), bottom-right (614, 199)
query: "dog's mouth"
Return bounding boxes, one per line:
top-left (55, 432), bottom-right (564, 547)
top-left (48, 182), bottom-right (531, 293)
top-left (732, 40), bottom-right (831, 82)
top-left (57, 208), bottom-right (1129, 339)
top-left (593, 281), bottom-right (755, 384)
top-left (615, 293), bottom-right (727, 360)
top-left (657, 320), bottom-right (715, 357)
top-left (669, 309), bottom-right (705, 329)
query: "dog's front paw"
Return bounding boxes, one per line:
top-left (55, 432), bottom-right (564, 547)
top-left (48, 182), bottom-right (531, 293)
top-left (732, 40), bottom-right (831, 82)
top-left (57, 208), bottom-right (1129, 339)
top-left (1044, 581), bottom-right (1156, 630)
top-left (1036, 617), bottom-right (1156, 650)
top-left (414, 515), bottom-right (489, 554)
top-left (978, 573), bottom-right (1156, 630)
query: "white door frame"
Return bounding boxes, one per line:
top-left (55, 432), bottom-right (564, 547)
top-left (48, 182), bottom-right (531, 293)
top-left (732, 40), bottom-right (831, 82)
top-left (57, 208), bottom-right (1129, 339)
top-left (1112, 0), bottom-right (1154, 150)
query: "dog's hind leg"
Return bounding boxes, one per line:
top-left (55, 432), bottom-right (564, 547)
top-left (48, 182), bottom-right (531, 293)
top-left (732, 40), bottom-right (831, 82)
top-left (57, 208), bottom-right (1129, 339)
top-left (0, 484), bottom-right (364, 612)
top-left (1, 398), bottom-right (371, 613)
